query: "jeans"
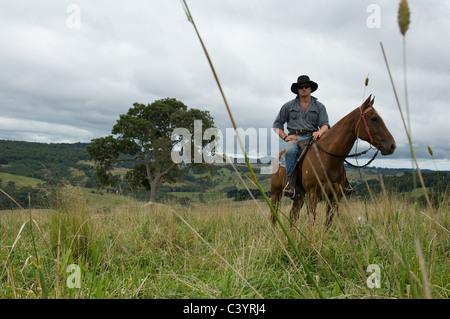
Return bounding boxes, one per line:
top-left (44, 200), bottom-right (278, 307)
top-left (285, 134), bottom-right (312, 182)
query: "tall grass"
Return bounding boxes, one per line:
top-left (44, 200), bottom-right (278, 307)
top-left (380, 0), bottom-right (432, 209)
top-left (0, 186), bottom-right (448, 298)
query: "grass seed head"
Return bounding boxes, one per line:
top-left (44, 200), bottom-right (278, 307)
top-left (427, 145), bottom-right (433, 157)
top-left (398, 0), bottom-right (411, 36)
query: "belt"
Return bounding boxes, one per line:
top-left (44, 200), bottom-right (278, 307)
top-left (289, 130), bottom-right (314, 135)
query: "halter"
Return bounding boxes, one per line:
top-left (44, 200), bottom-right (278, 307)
top-left (355, 106), bottom-right (374, 144)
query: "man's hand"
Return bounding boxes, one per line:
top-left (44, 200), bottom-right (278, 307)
top-left (313, 125), bottom-right (329, 140)
top-left (312, 131), bottom-right (321, 140)
top-left (285, 134), bottom-right (298, 142)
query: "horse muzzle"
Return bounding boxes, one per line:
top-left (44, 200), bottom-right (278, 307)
top-left (379, 141), bottom-right (396, 155)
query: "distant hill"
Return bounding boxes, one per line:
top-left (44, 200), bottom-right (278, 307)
top-left (0, 139), bottom-right (448, 207)
top-left (0, 139), bottom-right (96, 187)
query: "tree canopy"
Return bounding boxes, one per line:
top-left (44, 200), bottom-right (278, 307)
top-left (86, 98), bottom-right (216, 202)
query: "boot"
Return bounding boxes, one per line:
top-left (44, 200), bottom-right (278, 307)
top-left (283, 181), bottom-right (296, 199)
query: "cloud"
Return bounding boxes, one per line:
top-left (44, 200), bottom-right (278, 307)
top-left (0, 117), bottom-right (94, 143)
top-left (0, 0), bottom-right (449, 170)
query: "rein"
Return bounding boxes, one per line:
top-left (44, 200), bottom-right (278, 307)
top-left (344, 149), bottom-right (379, 168)
top-left (313, 141), bottom-right (379, 168)
top-left (313, 106), bottom-right (379, 168)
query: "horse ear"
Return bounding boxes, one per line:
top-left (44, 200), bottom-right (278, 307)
top-left (361, 94), bottom-right (372, 111)
top-left (370, 96), bottom-right (375, 107)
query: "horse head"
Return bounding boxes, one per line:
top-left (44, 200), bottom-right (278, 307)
top-left (356, 95), bottom-right (396, 155)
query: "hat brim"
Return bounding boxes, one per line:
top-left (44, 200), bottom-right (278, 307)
top-left (291, 81), bottom-right (318, 94)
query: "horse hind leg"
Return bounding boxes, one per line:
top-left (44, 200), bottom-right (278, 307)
top-left (270, 162), bottom-right (286, 225)
top-left (270, 191), bottom-right (282, 225)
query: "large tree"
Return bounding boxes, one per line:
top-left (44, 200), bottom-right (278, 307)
top-left (86, 98), bottom-right (216, 202)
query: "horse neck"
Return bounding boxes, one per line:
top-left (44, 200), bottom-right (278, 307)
top-left (321, 108), bottom-right (359, 158)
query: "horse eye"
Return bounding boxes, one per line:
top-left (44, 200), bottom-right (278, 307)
top-left (371, 116), bottom-right (378, 122)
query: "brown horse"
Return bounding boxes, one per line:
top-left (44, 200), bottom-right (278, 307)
top-left (270, 95), bottom-right (396, 227)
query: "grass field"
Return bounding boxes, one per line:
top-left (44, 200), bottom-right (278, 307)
top-left (0, 183), bottom-right (448, 299)
top-left (0, 172), bottom-right (44, 188)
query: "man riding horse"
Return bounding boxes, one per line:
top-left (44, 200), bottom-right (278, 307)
top-left (273, 75), bottom-right (352, 198)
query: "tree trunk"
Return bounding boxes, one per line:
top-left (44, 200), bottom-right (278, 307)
top-left (149, 179), bottom-right (160, 203)
top-left (146, 162), bottom-right (176, 203)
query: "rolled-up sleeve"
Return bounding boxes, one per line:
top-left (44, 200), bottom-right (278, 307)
top-left (273, 105), bottom-right (287, 129)
top-left (316, 102), bottom-right (330, 129)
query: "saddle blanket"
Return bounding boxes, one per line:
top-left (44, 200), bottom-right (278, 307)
top-left (277, 152), bottom-right (286, 167)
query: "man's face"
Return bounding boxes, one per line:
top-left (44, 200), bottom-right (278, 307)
top-left (298, 83), bottom-right (311, 97)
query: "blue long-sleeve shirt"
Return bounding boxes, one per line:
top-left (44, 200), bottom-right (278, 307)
top-left (273, 96), bottom-right (330, 133)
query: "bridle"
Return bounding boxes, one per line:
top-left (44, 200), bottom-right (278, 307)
top-left (355, 106), bottom-right (374, 144)
top-left (314, 106), bottom-right (379, 168)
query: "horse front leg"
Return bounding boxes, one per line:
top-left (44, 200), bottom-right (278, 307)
top-left (325, 185), bottom-right (343, 227)
top-left (325, 202), bottom-right (338, 227)
top-left (289, 191), bottom-right (305, 229)
top-left (306, 191), bottom-right (318, 226)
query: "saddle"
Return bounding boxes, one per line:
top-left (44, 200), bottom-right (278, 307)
top-left (288, 137), bottom-right (314, 200)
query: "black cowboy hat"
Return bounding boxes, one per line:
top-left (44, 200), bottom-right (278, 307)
top-left (290, 75), bottom-right (318, 94)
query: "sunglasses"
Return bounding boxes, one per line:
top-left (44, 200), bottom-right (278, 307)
top-left (298, 84), bottom-right (310, 90)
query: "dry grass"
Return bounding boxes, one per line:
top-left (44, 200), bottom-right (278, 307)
top-left (0, 183), bottom-right (448, 299)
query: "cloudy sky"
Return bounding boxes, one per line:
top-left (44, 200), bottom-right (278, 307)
top-left (1, 0), bottom-right (449, 170)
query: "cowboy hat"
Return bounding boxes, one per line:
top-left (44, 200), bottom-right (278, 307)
top-left (290, 75), bottom-right (318, 94)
